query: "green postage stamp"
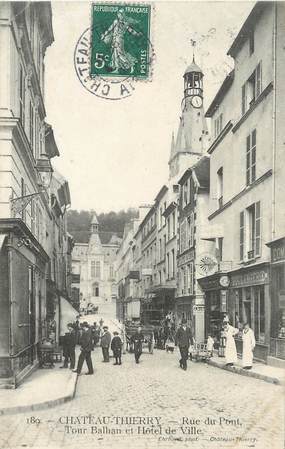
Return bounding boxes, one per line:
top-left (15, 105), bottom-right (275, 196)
top-left (90, 3), bottom-right (152, 79)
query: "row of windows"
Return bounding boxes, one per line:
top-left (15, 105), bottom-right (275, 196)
top-left (242, 62), bottom-right (262, 116)
top-left (216, 127), bottom-right (257, 210)
top-left (19, 65), bottom-right (44, 160)
top-left (181, 178), bottom-right (192, 208)
top-left (213, 61), bottom-right (262, 143)
top-left (240, 201), bottom-right (261, 261)
top-left (142, 212), bottom-right (156, 239)
top-left (167, 210), bottom-right (176, 241)
top-left (179, 213), bottom-right (194, 254)
top-left (90, 262), bottom-right (114, 279)
top-left (166, 249), bottom-right (176, 280)
top-left (178, 263), bottom-right (194, 296)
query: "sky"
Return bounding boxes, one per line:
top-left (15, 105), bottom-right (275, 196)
top-left (45, 1), bottom-right (254, 213)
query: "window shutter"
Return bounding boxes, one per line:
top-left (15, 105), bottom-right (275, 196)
top-left (240, 211), bottom-right (245, 261)
top-left (255, 201), bottom-right (261, 256)
top-left (256, 62), bottom-right (262, 97)
top-left (188, 262), bottom-right (194, 295)
top-left (242, 84), bottom-right (246, 115)
top-left (246, 135), bottom-right (251, 186)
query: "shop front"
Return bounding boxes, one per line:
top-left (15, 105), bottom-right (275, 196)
top-left (228, 263), bottom-right (270, 362)
top-left (175, 297), bottom-right (194, 327)
top-left (266, 237), bottom-right (285, 362)
top-left (142, 287), bottom-right (175, 325)
top-left (198, 274), bottom-right (230, 341)
top-left (0, 220), bottom-right (49, 388)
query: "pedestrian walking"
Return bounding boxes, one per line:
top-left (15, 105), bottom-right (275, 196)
top-left (73, 322), bottom-right (94, 375)
top-left (175, 320), bottom-right (194, 371)
top-left (242, 323), bottom-right (256, 370)
top-left (74, 316), bottom-right (81, 345)
top-left (111, 331), bottom-right (123, 365)
top-left (60, 324), bottom-right (72, 369)
top-left (131, 326), bottom-right (144, 364)
top-left (223, 318), bottom-right (239, 366)
top-left (101, 326), bottom-right (111, 362)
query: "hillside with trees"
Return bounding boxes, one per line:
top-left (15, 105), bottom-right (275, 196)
top-left (67, 208), bottom-right (139, 244)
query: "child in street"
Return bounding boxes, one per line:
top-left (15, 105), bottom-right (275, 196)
top-left (206, 334), bottom-right (215, 357)
top-left (111, 331), bottom-right (123, 365)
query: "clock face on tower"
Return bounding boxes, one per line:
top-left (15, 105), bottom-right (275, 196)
top-left (191, 95), bottom-right (203, 109)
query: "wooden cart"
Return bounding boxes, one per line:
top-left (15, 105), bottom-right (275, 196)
top-left (125, 323), bottom-right (155, 354)
top-left (190, 343), bottom-right (211, 362)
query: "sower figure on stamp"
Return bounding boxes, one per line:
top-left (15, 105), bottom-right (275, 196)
top-left (100, 9), bottom-right (142, 74)
top-left (131, 326), bottom-right (144, 364)
top-left (73, 322), bottom-right (94, 375)
top-left (111, 331), bottom-right (123, 365)
top-left (101, 326), bottom-right (112, 362)
top-left (175, 320), bottom-right (194, 371)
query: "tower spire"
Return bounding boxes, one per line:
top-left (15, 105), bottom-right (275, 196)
top-left (190, 38), bottom-right (196, 63)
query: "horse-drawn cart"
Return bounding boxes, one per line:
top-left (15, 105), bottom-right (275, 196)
top-left (125, 323), bottom-right (155, 354)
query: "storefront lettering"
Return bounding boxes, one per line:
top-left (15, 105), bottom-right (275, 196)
top-left (193, 305), bottom-right (205, 313)
top-left (177, 250), bottom-right (194, 267)
top-left (231, 270), bottom-right (269, 288)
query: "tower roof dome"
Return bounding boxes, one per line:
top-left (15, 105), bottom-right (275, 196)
top-left (91, 213), bottom-right (99, 225)
top-left (184, 59), bottom-right (203, 77)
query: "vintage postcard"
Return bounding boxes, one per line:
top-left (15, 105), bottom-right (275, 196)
top-left (0, 1), bottom-right (284, 449)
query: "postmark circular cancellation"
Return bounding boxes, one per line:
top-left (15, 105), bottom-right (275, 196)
top-left (74, 3), bottom-right (154, 100)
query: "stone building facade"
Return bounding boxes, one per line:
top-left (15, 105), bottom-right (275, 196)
top-left (72, 214), bottom-right (121, 318)
top-left (199, 2), bottom-right (285, 364)
top-left (0, 2), bottom-right (72, 388)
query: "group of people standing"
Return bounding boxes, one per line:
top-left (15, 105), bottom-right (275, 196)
top-left (173, 317), bottom-right (256, 371)
top-left (222, 317), bottom-right (256, 369)
top-left (60, 314), bottom-right (256, 375)
top-left (60, 319), bottom-right (124, 375)
top-left (60, 319), bottom-right (147, 375)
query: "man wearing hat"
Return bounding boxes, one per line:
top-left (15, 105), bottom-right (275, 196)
top-left (60, 323), bottom-right (76, 369)
top-left (175, 320), bottom-right (194, 371)
top-left (73, 322), bottom-right (94, 375)
top-left (131, 326), bottom-right (145, 364)
top-left (111, 331), bottom-right (123, 365)
top-left (101, 326), bottom-right (112, 362)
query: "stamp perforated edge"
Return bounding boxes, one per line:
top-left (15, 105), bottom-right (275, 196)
top-left (88, 1), bottom-right (156, 84)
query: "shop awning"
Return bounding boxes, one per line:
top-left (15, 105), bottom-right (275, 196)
top-left (0, 234), bottom-right (7, 251)
top-left (60, 297), bottom-right (78, 336)
top-left (145, 285), bottom-right (176, 294)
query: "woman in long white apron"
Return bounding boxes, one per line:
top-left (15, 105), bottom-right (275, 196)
top-left (224, 322), bottom-right (239, 366)
top-left (242, 323), bottom-right (256, 369)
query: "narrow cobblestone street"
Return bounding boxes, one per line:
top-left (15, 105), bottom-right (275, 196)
top-left (0, 348), bottom-right (283, 449)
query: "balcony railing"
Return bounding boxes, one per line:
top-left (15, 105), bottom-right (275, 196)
top-left (247, 250), bottom-right (255, 260)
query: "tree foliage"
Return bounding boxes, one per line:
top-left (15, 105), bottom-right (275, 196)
top-left (67, 208), bottom-right (139, 243)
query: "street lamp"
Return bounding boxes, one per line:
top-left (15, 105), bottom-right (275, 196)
top-left (10, 158), bottom-right (53, 216)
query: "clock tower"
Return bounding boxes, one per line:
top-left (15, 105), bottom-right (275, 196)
top-left (169, 57), bottom-right (209, 180)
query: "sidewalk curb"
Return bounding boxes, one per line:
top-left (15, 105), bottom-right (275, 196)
top-left (0, 373), bottom-right (78, 416)
top-left (207, 359), bottom-right (283, 386)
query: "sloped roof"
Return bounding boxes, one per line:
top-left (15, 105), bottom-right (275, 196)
top-left (193, 156), bottom-right (210, 189)
top-left (227, 2), bottom-right (270, 58)
top-left (184, 59), bottom-right (203, 76)
top-left (178, 156), bottom-right (210, 190)
top-left (205, 70), bottom-right (234, 118)
top-left (91, 213), bottom-right (99, 225)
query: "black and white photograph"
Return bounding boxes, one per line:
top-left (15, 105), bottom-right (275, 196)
top-left (0, 1), bottom-right (284, 448)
